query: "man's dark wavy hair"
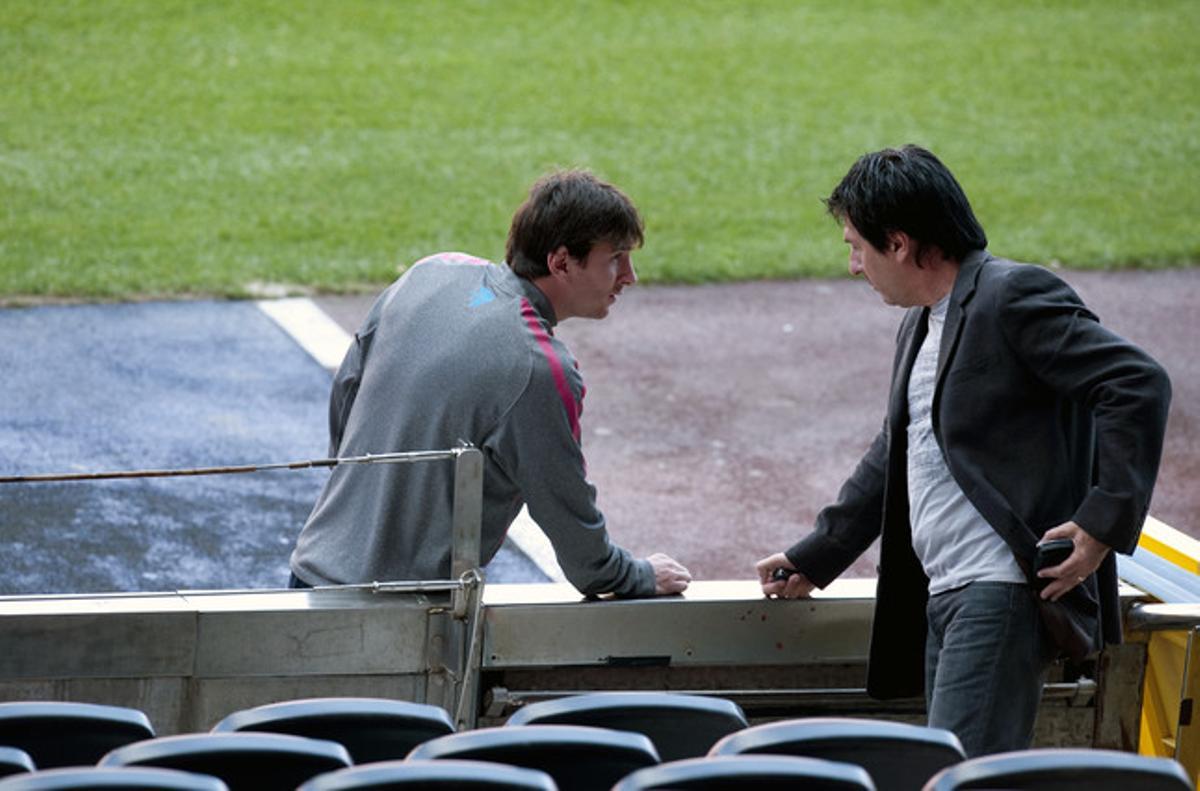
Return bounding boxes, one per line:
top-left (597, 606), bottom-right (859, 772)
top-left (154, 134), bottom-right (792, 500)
top-left (507, 170), bottom-right (644, 279)
top-left (825, 145), bottom-right (987, 261)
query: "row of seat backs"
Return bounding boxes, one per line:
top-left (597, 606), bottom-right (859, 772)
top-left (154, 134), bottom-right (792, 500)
top-left (1, 697), bottom-right (1194, 790)
top-left (0, 750), bottom-right (1195, 791)
top-left (0, 695), bottom-right (887, 790)
top-left (0, 693), bottom-right (733, 770)
top-left (0, 760), bottom-right (557, 790)
top-left (0, 698), bottom-right (452, 770)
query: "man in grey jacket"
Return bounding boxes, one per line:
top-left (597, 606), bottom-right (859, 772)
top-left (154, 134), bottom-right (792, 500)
top-left (757, 146), bottom-right (1170, 756)
top-left (290, 170), bottom-right (691, 598)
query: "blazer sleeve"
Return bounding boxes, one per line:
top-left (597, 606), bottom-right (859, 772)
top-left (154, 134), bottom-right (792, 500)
top-left (996, 266), bottom-right (1172, 554)
top-left (784, 421), bottom-right (889, 587)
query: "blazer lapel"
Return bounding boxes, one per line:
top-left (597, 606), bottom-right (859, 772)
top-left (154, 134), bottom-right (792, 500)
top-left (934, 250), bottom-right (988, 409)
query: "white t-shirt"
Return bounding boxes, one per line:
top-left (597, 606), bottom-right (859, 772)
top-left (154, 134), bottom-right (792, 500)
top-left (907, 296), bottom-right (1025, 595)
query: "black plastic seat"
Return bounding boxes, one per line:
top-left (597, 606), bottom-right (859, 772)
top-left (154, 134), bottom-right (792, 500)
top-left (708, 716), bottom-right (964, 791)
top-left (408, 724), bottom-right (659, 791)
top-left (98, 732), bottom-right (351, 791)
top-left (0, 702), bottom-right (155, 769)
top-left (612, 754), bottom-right (877, 790)
top-left (211, 697), bottom-right (454, 763)
top-left (297, 759), bottom-right (558, 790)
top-left (0, 747), bottom-right (35, 778)
top-left (0, 766), bottom-right (228, 790)
top-left (923, 747), bottom-right (1193, 790)
top-left (505, 692), bottom-right (748, 761)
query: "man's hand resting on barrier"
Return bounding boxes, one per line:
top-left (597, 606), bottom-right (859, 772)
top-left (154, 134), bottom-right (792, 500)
top-left (648, 553), bottom-right (692, 594)
top-left (756, 552), bottom-right (816, 599)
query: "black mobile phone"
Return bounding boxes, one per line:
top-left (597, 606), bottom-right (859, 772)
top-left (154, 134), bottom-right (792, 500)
top-left (1033, 538), bottom-right (1075, 590)
top-left (771, 567), bottom-right (796, 583)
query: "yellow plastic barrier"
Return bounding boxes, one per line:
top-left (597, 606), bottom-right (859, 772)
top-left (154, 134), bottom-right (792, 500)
top-left (1141, 516), bottom-right (1200, 575)
top-left (1135, 517), bottom-right (1200, 786)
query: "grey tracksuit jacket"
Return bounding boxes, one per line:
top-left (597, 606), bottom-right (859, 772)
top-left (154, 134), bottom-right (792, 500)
top-left (289, 253), bottom-right (653, 597)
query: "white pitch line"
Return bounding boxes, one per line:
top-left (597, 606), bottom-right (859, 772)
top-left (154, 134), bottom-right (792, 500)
top-left (256, 297), bottom-right (353, 371)
top-left (506, 507), bottom-right (568, 583)
top-left (255, 296), bottom-right (566, 583)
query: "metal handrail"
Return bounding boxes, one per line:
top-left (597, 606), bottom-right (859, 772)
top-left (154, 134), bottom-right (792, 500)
top-left (0, 443), bottom-right (486, 597)
top-left (1126, 602), bottom-right (1200, 632)
top-left (0, 448), bottom-right (464, 484)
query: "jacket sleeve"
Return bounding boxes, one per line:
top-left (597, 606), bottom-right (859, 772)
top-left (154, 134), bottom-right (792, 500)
top-left (326, 322), bottom-right (376, 458)
top-left (784, 421), bottom-right (889, 587)
top-left (782, 308), bottom-right (923, 588)
top-left (325, 290), bottom-right (389, 458)
top-left (996, 266), bottom-right (1172, 554)
top-left (487, 361), bottom-right (654, 598)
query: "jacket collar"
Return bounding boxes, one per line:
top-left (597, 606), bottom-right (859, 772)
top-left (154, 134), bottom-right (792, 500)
top-left (935, 248), bottom-right (989, 392)
top-left (500, 264), bottom-right (559, 328)
top-left (948, 248), bottom-right (988, 310)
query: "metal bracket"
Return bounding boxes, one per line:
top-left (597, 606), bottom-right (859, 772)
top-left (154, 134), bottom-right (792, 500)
top-left (450, 445), bottom-right (483, 579)
top-left (453, 568), bottom-right (486, 730)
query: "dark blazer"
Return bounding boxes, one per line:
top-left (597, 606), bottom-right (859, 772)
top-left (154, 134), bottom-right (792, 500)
top-left (786, 250), bottom-right (1172, 699)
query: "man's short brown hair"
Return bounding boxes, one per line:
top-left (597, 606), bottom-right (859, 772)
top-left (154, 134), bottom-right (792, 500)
top-left (506, 170), bottom-right (644, 279)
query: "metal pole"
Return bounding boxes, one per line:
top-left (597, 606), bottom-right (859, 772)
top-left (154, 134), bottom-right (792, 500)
top-left (0, 450), bottom-right (459, 484)
top-left (1127, 602), bottom-right (1200, 632)
top-left (453, 568), bottom-right (486, 730)
top-left (450, 446), bottom-right (484, 579)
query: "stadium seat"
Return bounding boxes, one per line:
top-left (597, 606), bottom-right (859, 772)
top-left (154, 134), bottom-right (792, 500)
top-left (922, 747), bottom-right (1194, 790)
top-left (408, 724), bottom-right (659, 791)
top-left (0, 702), bottom-right (155, 768)
top-left (98, 732), bottom-right (351, 791)
top-left (504, 692), bottom-right (748, 761)
top-left (709, 716), bottom-right (964, 791)
top-left (0, 747), bottom-right (35, 778)
top-left (297, 759), bottom-right (558, 790)
top-left (612, 754), bottom-right (877, 790)
top-left (211, 696), bottom-right (454, 763)
top-left (0, 766), bottom-right (228, 790)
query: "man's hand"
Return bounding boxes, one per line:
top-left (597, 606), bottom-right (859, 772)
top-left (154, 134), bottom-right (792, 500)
top-left (648, 553), bottom-right (692, 595)
top-left (756, 552), bottom-right (816, 599)
top-left (1037, 521), bottom-right (1112, 601)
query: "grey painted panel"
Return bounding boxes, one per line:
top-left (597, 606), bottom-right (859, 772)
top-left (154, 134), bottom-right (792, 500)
top-left (0, 677), bottom-right (190, 735)
top-left (483, 596), bottom-right (874, 668)
top-left (194, 606), bottom-right (433, 676)
top-left (0, 611), bottom-right (196, 678)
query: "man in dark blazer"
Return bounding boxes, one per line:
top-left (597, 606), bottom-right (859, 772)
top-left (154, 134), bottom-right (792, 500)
top-left (757, 145), bottom-right (1171, 756)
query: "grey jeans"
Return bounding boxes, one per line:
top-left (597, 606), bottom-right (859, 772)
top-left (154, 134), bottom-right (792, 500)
top-left (925, 581), bottom-right (1053, 757)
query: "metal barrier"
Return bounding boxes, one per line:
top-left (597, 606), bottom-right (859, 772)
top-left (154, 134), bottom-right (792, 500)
top-left (0, 445), bottom-right (488, 732)
top-left (0, 490), bottom-right (1196, 771)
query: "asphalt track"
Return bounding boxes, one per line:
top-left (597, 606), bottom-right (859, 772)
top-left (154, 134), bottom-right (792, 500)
top-left (1, 268), bottom-right (1196, 593)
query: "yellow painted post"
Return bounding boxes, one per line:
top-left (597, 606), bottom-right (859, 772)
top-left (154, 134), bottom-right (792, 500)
top-left (1141, 630), bottom-right (1189, 756)
top-left (1176, 628), bottom-right (1200, 785)
top-left (1135, 516), bottom-right (1200, 764)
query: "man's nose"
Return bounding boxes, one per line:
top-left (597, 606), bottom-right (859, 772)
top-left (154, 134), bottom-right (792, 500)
top-left (848, 255), bottom-right (862, 276)
top-left (622, 257), bottom-right (638, 285)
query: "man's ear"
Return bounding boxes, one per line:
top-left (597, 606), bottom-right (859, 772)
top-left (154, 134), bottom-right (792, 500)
top-left (886, 231), bottom-right (918, 264)
top-left (546, 245), bottom-right (572, 278)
